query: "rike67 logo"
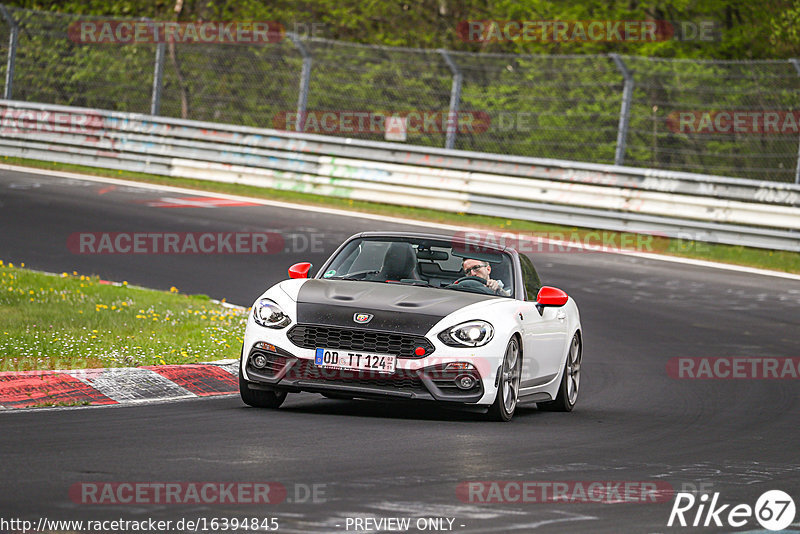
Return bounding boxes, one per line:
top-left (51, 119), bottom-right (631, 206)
top-left (668, 490), bottom-right (796, 531)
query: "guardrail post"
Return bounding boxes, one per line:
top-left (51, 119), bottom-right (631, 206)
top-left (790, 59), bottom-right (800, 184)
top-left (288, 32), bottom-right (311, 133)
top-left (0, 4), bottom-right (19, 100)
top-left (439, 49), bottom-right (462, 150)
top-left (610, 53), bottom-right (633, 166)
top-left (150, 41), bottom-right (166, 115)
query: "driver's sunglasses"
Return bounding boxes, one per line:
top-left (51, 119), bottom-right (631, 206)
top-left (464, 263), bottom-right (488, 275)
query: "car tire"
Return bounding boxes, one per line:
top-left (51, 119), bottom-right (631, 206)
top-left (239, 372), bottom-right (287, 409)
top-left (487, 337), bottom-right (521, 422)
top-left (538, 332), bottom-right (581, 412)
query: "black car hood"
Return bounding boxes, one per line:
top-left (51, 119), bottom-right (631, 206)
top-left (295, 279), bottom-right (497, 334)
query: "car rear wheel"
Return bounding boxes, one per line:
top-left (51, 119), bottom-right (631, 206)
top-left (239, 373), bottom-right (287, 408)
top-left (487, 337), bottom-right (521, 422)
top-left (538, 332), bottom-right (581, 412)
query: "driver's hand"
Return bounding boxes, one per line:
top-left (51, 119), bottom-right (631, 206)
top-left (486, 278), bottom-right (500, 291)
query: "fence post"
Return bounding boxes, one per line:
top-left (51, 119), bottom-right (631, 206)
top-left (0, 4), bottom-right (19, 100)
top-left (790, 59), bottom-right (800, 184)
top-left (610, 53), bottom-right (633, 166)
top-left (287, 32), bottom-right (311, 133)
top-left (439, 49), bottom-right (462, 150)
top-left (150, 42), bottom-right (165, 115)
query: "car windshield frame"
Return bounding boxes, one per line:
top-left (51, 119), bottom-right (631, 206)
top-left (316, 235), bottom-right (518, 299)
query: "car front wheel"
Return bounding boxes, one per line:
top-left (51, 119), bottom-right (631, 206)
top-left (487, 337), bottom-right (521, 422)
top-left (239, 373), bottom-right (287, 408)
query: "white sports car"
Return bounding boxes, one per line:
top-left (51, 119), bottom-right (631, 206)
top-left (239, 232), bottom-right (582, 421)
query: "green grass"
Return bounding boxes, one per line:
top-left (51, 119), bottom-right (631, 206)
top-left (3, 156), bottom-right (799, 274)
top-left (30, 400), bottom-right (91, 408)
top-left (0, 261), bottom-right (246, 372)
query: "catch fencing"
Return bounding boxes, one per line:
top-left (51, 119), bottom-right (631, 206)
top-left (1, 5), bottom-right (800, 182)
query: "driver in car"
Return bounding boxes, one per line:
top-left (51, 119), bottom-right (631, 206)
top-left (461, 258), bottom-right (510, 296)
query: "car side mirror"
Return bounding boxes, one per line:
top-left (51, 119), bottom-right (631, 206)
top-left (536, 286), bottom-right (568, 314)
top-left (288, 262), bottom-right (312, 279)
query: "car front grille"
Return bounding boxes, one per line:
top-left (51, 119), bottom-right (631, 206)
top-left (287, 324), bottom-right (434, 358)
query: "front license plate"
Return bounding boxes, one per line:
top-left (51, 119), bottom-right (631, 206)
top-left (314, 348), bottom-right (396, 374)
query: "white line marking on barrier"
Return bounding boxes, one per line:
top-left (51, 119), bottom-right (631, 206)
top-left (2, 163), bottom-right (799, 282)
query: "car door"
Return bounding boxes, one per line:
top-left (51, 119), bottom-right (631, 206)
top-left (517, 254), bottom-right (568, 387)
top-left (520, 303), bottom-right (568, 387)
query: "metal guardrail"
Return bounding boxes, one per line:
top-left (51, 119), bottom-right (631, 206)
top-left (1, 99), bottom-right (799, 252)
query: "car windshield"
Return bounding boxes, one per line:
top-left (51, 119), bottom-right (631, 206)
top-left (320, 236), bottom-right (515, 298)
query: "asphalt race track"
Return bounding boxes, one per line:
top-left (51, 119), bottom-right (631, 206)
top-left (1, 167), bottom-right (799, 533)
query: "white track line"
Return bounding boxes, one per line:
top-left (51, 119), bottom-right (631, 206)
top-left (3, 163), bottom-right (799, 282)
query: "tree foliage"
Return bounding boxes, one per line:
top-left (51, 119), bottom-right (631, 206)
top-left (7, 0), bottom-right (798, 59)
top-left (3, 1), bottom-right (799, 181)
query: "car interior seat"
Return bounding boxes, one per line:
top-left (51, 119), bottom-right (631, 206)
top-left (378, 242), bottom-right (421, 280)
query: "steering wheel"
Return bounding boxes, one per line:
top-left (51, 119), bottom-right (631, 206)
top-left (453, 275), bottom-right (489, 285)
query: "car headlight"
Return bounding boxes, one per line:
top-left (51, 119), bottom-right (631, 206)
top-left (253, 298), bottom-right (291, 329)
top-left (438, 320), bottom-right (494, 347)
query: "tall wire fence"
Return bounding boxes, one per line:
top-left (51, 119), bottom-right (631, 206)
top-left (1, 5), bottom-right (799, 183)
